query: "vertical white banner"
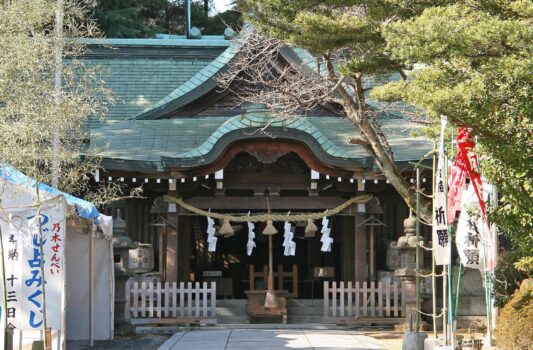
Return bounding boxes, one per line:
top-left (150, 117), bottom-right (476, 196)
top-left (433, 116), bottom-right (451, 265)
top-left (456, 182), bottom-right (493, 270)
top-left (1, 197), bottom-right (66, 349)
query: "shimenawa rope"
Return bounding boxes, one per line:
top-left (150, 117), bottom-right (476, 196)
top-left (163, 194), bottom-right (374, 222)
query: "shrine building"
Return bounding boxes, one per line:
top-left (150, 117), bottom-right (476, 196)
top-left (84, 32), bottom-right (439, 326)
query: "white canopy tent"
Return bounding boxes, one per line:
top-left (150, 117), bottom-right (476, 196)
top-left (65, 217), bottom-right (114, 342)
top-left (0, 165), bottom-right (113, 349)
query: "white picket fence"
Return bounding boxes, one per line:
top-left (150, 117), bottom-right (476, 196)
top-left (125, 281), bottom-right (217, 325)
top-left (323, 281), bottom-right (405, 324)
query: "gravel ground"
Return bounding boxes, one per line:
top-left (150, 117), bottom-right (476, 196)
top-left (66, 334), bottom-right (169, 350)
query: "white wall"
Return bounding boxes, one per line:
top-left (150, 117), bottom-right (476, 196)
top-left (65, 228), bottom-right (114, 340)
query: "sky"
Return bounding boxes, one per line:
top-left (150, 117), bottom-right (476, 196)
top-left (212, 0), bottom-right (233, 14)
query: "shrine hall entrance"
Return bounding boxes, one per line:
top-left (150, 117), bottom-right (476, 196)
top-left (190, 217), bottom-right (345, 299)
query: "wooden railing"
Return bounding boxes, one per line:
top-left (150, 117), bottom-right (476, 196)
top-left (125, 281), bottom-right (217, 325)
top-left (249, 264), bottom-right (298, 298)
top-left (323, 281), bottom-right (405, 324)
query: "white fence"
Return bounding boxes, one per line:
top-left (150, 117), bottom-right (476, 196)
top-left (125, 281), bottom-right (217, 325)
top-left (323, 281), bottom-right (405, 324)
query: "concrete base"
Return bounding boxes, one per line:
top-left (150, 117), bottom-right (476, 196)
top-left (402, 331), bottom-right (428, 350)
top-left (424, 337), bottom-right (445, 350)
top-left (395, 322), bottom-right (431, 332)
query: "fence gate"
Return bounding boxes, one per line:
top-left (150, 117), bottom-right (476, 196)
top-left (125, 281), bottom-right (217, 325)
top-left (323, 281), bottom-right (405, 324)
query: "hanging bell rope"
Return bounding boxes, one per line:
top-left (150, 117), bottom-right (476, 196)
top-left (304, 218), bottom-right (318, 236)
top-left (163, 194), bottom-right (374, 222)
top-left (263, 219), bottom-right (277, 235)
top-left (262, 195), bottom-right (278, 235)
top-left (218, 219), bottom-right (234, 236)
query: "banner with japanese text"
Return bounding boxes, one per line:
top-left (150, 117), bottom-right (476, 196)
top-left (456, 182), bottom-right (494, 270)
top-left (0, 196), bottom-right (66, 349)
top-left (433, 116), bottom-right (451, 265)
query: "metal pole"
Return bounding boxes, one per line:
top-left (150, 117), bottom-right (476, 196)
top-left (89, 228), bottom-right (94, 347)
top-left (443, 264), bottom-right (448, 343)
top-left (480, 222), bottom-right (492, 346)
top-left (431, 141), bottom-right (438, 339)
top-left (186, 0), bottom-right (191, 38)
top-left (491, 185), bottom-right (499, 331)
top-left (444, 153), bottom-right (455, 347)
top-left (454, 263), bottom-right (463, 321)
top-left (415, 167), bottom-right (421, 332)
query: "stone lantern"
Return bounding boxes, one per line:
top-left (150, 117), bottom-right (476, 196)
top-left (391, 215), bottom-right (428, 331)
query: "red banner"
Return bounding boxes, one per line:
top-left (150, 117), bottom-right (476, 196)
top-left (448, 127), bottom-right (494, 270)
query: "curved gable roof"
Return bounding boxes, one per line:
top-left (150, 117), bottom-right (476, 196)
top-left (132, 43), bottom-right (241, 120)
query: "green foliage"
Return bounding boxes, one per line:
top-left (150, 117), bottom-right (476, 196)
top-left (0, 0), bottom-right (136, 207)
top-left (495, 279), bottom-right (533, 350)
top-left (493, 251), bottom-right (529, 307)
top-left (373, 2), bottom-right (533, 254)
top-left (91, 0), bottom-right (167, 38)
top-left (92, 0), bottom-right (242, 38)
top-left (237, 0), bottom-right (410, 75)
top-left (515, 256), bottom-right (533, 278)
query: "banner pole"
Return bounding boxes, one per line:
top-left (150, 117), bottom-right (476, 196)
top-left (431, 141), bottom-right (438, 339)
top-left (454, 263), bottom-right (463, 321)
top-left (415, 167), bottom-right (421, 332)
top-left (490, 185), bottom-right (499, 331)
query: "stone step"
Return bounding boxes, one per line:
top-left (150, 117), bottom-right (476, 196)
top-left (216, 306), bottom-right (247, 317)
top-left (286, 307), bottom-right (323, 316)
top-left (217, 315), bottom-right (249, 324)
top-left (287, 299), bottom-right (324, 317)
top-left (287, 315), bottom-right (324, 323)
top-left (216, 299), bottom-right (247, 307)
top-left (286, 299), bottom-right (323, 308)
top-left (216, 299), bottom-right (247, 321)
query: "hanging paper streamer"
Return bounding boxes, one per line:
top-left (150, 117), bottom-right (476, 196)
top-left (432, 116), bottom-right (451, 265)
top-left (283, 220), bottom-right (296, 256)
top-left (320, 215), bottom-right (333, 252)
top-left (206, 216), bottom-right (217, 252)
top-left (247, 221), bottom-right (256, 256)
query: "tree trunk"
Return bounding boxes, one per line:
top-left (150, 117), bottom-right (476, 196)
top-left (335, 76), bottom-right (432, 222)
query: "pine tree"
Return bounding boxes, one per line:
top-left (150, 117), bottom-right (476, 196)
top-left (236, 0), bottom-right (442, 220)
top-left (373, 1), bottom-right (533, 255)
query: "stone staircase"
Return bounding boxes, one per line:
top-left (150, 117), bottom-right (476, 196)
top-left (216, 299), bottom-right (249, 324)
top-left (216, 299), bottom-right (325, 324)
top-left (287, 299), bottom-right (323, 324)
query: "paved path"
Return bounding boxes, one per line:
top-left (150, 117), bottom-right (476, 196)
top-left (158, 329), bottom-right (389, 350)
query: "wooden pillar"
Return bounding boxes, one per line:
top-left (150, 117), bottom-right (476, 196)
top-left (341, 216), bottom-right (355, 282)
top-left (178, 216), bottom-right (192, 282)
top-left (369, 225), bottom-right (375, 281)
top-left (165, 213), bottom-right (179, 283)
top-left (354, 214), bottom-right (367, 282)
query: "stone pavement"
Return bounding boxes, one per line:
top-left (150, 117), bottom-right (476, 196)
top-left (158, 329), bottom-right (390, 350)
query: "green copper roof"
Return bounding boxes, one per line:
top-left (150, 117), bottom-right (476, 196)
top-left (89, 113), bottom-right (431, 172)
top-left (81, 38), bottom-right (229, 128)
top-left (131, 43), bottom-right (241, 119)
top-left (79, 37), bottom-right (231, 48)
top-left (175, 112), bottom-right (353, 159)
